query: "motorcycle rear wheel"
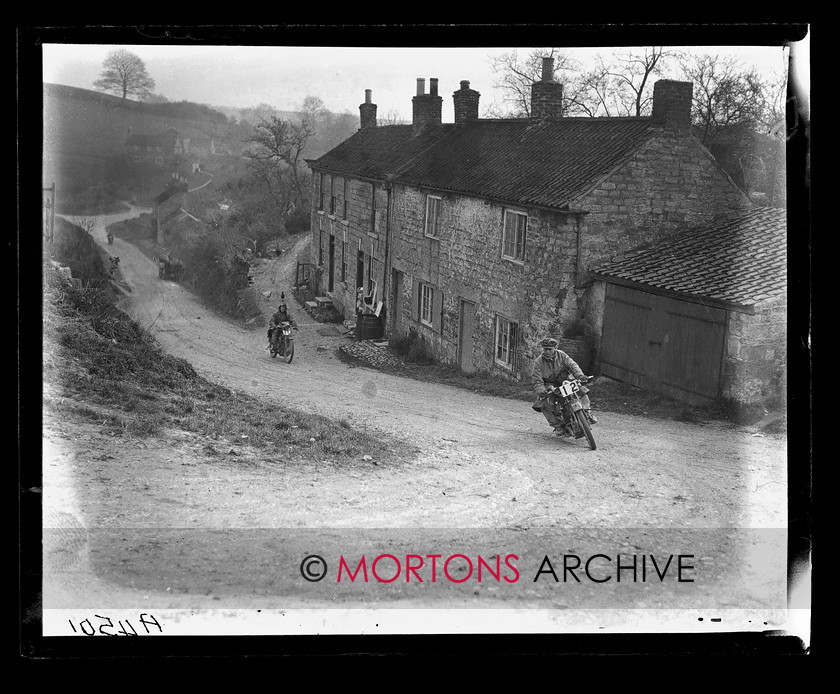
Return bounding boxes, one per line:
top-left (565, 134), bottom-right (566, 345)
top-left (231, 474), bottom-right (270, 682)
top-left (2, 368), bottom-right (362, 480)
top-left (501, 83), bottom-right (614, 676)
top-left (575, 410), bottom-right (597, 450)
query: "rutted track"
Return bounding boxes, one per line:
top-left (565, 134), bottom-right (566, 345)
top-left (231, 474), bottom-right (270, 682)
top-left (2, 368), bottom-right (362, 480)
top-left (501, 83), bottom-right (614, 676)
top-left (57, 211), bottom-right (787, 531)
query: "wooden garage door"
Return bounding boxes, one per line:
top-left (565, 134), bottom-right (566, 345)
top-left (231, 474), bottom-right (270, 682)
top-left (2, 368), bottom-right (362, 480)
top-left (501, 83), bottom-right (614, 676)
top-left (600, 284), bottom-right (727, 406)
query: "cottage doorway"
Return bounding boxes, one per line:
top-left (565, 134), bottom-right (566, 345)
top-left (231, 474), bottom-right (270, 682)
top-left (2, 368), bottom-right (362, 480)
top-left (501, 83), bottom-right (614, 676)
top-left (458, 299), bottom-right (476, 373)
top-left (391, 269), bottom-right (404, 335)
top-left (328, 234), bottom-right (335, 292)
top-left (356, 250), bottom-right (365, 293)
top-left (600, 283), bottom-right (726, 406)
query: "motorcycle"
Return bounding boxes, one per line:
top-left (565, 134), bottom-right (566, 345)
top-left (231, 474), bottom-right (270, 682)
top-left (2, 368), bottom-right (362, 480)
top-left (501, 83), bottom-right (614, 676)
top-left (106, 231), bottom-right (114, 245)
top-left (269, 321), bottom-right (295, 363)
top-left (545, 377), bottom-right (597, 450)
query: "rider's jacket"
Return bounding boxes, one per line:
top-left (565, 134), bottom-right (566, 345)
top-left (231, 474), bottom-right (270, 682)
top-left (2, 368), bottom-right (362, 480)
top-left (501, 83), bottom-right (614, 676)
top-left (270, 310), bottom-right (295, 329)
top-left (531, 349), bottom-right (586, 396)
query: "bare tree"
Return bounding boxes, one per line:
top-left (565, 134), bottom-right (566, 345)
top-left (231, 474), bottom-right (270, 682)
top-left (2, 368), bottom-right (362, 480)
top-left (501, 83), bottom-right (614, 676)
top-left (246, 115), bottom-right (313, 209)
top-left (565, 47), bottom-right (672, 117)
top-left (378, 108), bottom-right (408, 125)
top-left (678, 53), bottom-right (765, 145)
top-left (93, 49), bottom-right (156, 101)
top-left (678, 53), bottom-right (784, 204)
top-left (300, 95), bottom-right (327, 127)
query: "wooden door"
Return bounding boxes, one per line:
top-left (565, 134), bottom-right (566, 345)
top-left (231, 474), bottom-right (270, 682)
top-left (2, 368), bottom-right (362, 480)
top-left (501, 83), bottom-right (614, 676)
top-left (328, 235), bottom-right (335, 292)
top-left (601, 284), bottom-right (726, 405)
top-left (458, 299), bottom-right (476, 373)
top-left (391, 269), bottom-right (404, 334)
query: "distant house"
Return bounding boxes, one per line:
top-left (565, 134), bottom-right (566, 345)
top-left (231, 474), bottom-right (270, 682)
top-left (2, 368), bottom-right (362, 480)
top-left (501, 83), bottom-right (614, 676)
top-left (125, 126), bottom-right (216, 166)
top-left (125, 127), bottom-right (182, 166)
top-left (306, 59), bottom-right (783, 408)
top-left (591, 207), bottom-right (786, 409)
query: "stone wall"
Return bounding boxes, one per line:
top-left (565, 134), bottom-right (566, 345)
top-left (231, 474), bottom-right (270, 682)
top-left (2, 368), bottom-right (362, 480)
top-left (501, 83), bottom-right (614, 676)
top-left (390, 186), bottom-right (585, 378)
top-left (723, 294), bottom-right (787, 406)
top-left (578, 132), bottom-right (753, 286)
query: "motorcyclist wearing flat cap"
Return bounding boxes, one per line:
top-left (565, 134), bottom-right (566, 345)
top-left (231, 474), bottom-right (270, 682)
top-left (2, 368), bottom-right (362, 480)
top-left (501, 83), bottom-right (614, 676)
top-left (531, 337), bottom-right (597, 436)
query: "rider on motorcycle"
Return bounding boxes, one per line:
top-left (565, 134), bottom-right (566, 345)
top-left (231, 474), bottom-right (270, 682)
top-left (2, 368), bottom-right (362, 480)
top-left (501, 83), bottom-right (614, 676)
top-left (531, 337), bottom-right (597, 436)
top-left (267, 294), bottom-right (296, 343)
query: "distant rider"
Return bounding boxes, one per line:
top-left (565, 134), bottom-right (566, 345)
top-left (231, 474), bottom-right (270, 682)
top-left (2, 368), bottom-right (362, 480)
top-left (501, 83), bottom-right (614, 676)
top-left (531, 337), bottom-right (597, 436)
top-left (267, 294), bottom-right (297, 343)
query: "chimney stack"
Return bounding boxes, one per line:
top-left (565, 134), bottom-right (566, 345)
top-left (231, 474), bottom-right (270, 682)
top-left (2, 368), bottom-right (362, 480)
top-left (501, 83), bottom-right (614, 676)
top-left (359, 88), bottom-right (378, 129)
top-left (412, 76), bottom-right (443, 134)
top-left (530, 56), bottom-right (563, 119)
top-left (651, 79), bottom-right (693, 134)
top-left (453, 80), bottom-right (481, 125)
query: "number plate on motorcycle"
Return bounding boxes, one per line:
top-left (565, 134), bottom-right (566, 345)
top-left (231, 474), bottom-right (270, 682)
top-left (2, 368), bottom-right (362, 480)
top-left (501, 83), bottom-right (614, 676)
top-left (558, 381), bottom-right (579, 397)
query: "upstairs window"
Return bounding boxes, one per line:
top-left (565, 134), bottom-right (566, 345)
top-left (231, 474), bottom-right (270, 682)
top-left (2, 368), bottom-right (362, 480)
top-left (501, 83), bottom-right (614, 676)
top-left (494, 315), bottom-right (518, 369)
top-left (329, 175), bottom-right (336, 215)
top-left (424, 195), bottom-right (441, 238)
top-left (318, 172), bottom-right (326, 211)
top-left (343, 177), bottom-right (349, 219)
top-left (502, 210), bottom-right (527, 262)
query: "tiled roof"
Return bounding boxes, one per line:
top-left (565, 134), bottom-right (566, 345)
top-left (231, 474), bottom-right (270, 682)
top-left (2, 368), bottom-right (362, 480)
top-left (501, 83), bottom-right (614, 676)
top-left (309, 124), bottom-right (454, 180)
top-left (394, 118), bottom-right (657, 209)
top-left (310, 117), bottom-right (657, 209)
top-left (592, 207), bottom-right (787, 308)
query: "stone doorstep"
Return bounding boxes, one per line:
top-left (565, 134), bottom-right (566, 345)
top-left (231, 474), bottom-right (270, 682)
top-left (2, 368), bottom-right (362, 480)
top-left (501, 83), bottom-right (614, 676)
top-left (304, 301), bottom-right (319, 309)
top-left (314, 296), bottom-right (333, 308)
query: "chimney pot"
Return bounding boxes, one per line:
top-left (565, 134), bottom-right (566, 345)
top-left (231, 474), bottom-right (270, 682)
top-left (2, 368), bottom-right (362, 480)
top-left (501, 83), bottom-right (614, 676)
top-left (416, 78), bottom-right (426, 96)
top-left (429, 78), bottom-right (439, 96)
top-left (359, 89), bottom-right (378, 129)
top-left (541, 57), bottom-right (555, 82)
top-left (460, 80), bottom-right (470, 90)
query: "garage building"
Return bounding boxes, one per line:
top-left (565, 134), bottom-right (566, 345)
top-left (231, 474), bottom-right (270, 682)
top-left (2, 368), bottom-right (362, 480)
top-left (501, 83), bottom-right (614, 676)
top-left (590, 207), bottom-right (787, 411)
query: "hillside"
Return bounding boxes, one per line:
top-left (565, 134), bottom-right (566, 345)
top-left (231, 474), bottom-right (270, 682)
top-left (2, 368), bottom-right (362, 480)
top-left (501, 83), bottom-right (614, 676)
top-left (43, 83), bottom-right (231, 159)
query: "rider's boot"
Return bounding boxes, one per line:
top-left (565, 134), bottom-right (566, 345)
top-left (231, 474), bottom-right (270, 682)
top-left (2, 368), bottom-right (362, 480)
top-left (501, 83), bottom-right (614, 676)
top-left (585, 410), bottom-right (598, 424)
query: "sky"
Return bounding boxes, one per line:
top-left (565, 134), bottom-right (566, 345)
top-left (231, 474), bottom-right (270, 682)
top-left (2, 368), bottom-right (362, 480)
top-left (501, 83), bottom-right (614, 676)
top-left (41, 34), bottom-right (806, 122)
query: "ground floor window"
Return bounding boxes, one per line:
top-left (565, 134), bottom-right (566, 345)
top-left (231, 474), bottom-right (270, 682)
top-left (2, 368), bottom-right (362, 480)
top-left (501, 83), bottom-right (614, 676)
top-left (494, 315), bottom-right (518, 369)
top-left (420, 283), bottom-right (434, 326)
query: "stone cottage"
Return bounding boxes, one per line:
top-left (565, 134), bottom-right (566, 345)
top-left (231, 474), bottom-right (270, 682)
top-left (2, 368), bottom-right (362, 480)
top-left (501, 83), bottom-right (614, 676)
top-left (307, 58), bottom-right (756, 391)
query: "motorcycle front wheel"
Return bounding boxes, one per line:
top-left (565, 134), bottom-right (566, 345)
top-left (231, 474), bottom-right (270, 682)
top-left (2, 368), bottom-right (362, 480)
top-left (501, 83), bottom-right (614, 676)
top-left (284, 339), bottom-right (295, 363)
top-left (575, 410), bottom-right (597, 450)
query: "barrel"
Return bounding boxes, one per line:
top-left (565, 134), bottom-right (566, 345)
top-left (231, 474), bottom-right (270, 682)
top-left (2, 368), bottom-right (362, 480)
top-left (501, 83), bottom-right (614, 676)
top-left (357, 313), bottom-right (383, 340)
top-left (559, 337), bottom-right (593, 373)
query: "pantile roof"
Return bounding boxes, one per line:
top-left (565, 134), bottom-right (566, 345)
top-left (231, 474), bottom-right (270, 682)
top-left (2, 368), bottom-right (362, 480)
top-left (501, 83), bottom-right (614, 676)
top-left (592, 207), bottom-right (787, 308)
top-left (309, 124), bottom-right (454, 181)
top-left (394, 118), bottom-right (657, 209)
top-left (309, 117), bottom-right (658, 210)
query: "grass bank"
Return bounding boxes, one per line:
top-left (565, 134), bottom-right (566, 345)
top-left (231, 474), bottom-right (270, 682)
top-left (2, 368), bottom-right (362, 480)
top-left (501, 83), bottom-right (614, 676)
top-left (43, 263), bottom-right (411, 466)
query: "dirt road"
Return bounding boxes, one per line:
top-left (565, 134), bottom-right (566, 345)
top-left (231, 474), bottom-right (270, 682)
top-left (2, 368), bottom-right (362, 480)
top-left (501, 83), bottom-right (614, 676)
top-left (41, 212), bottom-right (791, 635)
